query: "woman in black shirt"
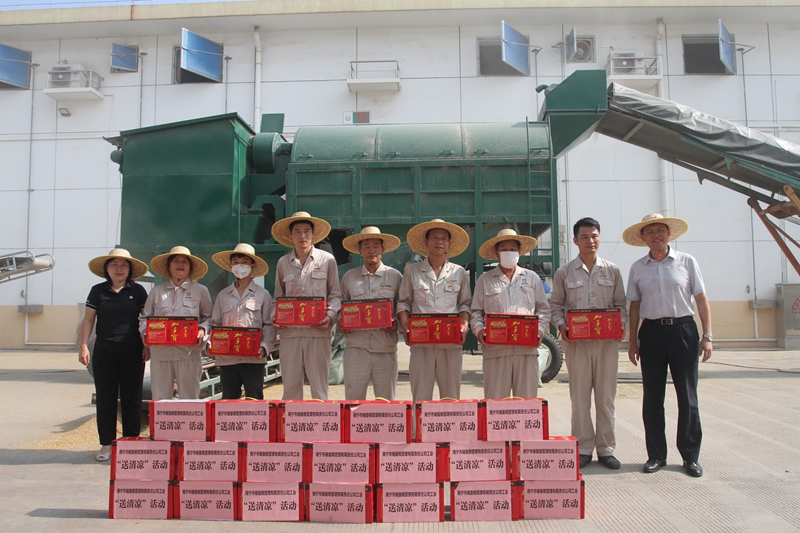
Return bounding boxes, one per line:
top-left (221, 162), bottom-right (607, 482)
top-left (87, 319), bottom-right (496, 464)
top-left (78, 249), bottom-right (149, 462)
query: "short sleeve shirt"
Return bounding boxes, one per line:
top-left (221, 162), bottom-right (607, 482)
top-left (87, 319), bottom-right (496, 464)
top-left (86, 280), bottom-right (148, 350)
top-left (626, 247), bottom-right (706, 320)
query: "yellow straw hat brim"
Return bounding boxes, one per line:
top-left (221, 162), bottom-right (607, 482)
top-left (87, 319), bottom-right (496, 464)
top-left (623, 216), bottom-right (689, 246)
top-left (149, 246), bottom-right (209, 280)
top-left (479, 234), bottom-right (538, 261)
top-left (406, 219), bottom-right (470, 258)
top-left (271, 212), bottom-right (332, 248)
top-left (88, 249), bottom-right (148, 280)
top-left (342, 228), bottom-right (401, 254)
top-left (212, 248), bottom-right (269, 278)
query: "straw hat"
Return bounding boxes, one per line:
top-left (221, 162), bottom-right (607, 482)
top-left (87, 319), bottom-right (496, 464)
top-left (212, 243), bottom-right (269, 277)
top-left (406, 219), bottom-right (470, 258)
top-left (88, 248), bottom-right (148, 280)
top-left (149, 246), bottom-right (208, 281)
top-left (270, 211), bottom-right (332, 248)
top-left (479, 229), bottom-right (538, 260)
top-left (342, 226), bottom-right (401, 254)
top-left (622, 213), bottom-right (689, 247)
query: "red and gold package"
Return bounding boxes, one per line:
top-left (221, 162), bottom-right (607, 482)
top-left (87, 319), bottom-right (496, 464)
top-left (484, 314), bottom-right (540, 347)
top-left (406, 314), bottom-right (461, 345)
top-left (274, 297), bottom-right (326, 326)
top-left (340, 299), bottom-right (393, 331)
top-left (145, 317), bottom-right (198, 346)
top-left (567, 308), bottom-right (624, 341)
top-left (208, 327), bottom-right (262, 357)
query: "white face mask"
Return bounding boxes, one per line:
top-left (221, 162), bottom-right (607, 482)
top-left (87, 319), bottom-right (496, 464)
top-left (231, 264), bottom-right (252, 279)
top-left (499, 251), bottom-right (520, 269)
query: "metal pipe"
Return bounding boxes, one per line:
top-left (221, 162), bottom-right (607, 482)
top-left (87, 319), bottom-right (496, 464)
top-left (23, 63), bottom-right (38, 307)
top-left (655, 18), bottom-right (671, 217)
top-left (254, 26), bottom-right (262, 130)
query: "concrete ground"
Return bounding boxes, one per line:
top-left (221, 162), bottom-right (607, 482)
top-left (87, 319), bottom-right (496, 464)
top-left (1, 345), bottom-right (799, 532)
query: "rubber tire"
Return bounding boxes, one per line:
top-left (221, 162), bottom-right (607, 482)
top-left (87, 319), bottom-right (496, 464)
top-left (538, 333), bottom-right (564, 384)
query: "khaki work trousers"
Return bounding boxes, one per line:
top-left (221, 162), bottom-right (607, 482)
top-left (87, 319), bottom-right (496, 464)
top-left (482, 353), bottom-right (539, 400)
top-left (564, 339), bottom-right (618, 457)
top-left (409, 345), bottom-right (462, 402)
top-left (150, 358), bottom-right (202, 400)
top-left (343, 347), bottom-right (398, 401)
top-left (279, 336), bottom-right (331, 400)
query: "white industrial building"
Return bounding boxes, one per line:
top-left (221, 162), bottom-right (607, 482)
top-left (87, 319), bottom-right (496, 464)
top-left (1, 0), bottom-right (799, 349)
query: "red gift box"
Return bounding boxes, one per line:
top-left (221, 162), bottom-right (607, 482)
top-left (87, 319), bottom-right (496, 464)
top-left (241, 442), bottom-right (304, 483)
top-left (567, 308), bottom-right (624, 341)
top-left (111, 438), bottom-right (175, 481)
top-left (414, 399), bottom-right (480, 443)
top-left (480, 398), bottom-right (549, 442)
top-left (176, 441), bottom-right (240, 482)
top-left (375, 483), bottom-right (444, 523)
top-left (306, 443), bottom-right (375, 485)
top-left (484, 314), bottom-right (540, 347)
top-left (374, 442), bottom-right (443, 484)
top-left (239, 482), bottom-right (305, 522)
top-left (274, 297), bottom-right (326, 326)
top-left (306, 483), bottom-right (373, 523)
top-left (340, 298), bottom-right (393, 331)
top-left (407, 313), bottom-right (462, 345)
top-left (209, 400), bottom-right (275, 442)
top-left (173, 481), bottom-right (238, 521)
top-left (450, 480), bottom-right (518, 522)
top-left (511, 437), bottom-right (579, 481)
top-left (146, 316), bottom-right (198, 346)
top-left (208, 327), bottom-right (262, 357)
top-left (343, 400), bottom-right (411, 444)
top-left (277, 400), bottom-right (343, 443)
top-left (518, 478), bottom-right (585, 519)
top-left (149, 400), bottom-right (209, 442)
top-left (449, 441), bottom-right (510, 482)
top-left (109, 479), bottom-right (173, 519)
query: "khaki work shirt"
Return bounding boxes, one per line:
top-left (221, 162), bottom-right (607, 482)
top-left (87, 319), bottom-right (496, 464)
top-left (209, 280), bottom-right (276, 366)
top-left (550, 256), bottom-right (628, 328)
top-left (397, 258), bottom-right (472, 315)
top-left (340, 263), bottom-right (403, 353)
top-left (470, 266), bottom-right (551, 359)
top-left (139, 279), bottom-right (212, 362)
top-left (273, 247), bottom-right (343, 339)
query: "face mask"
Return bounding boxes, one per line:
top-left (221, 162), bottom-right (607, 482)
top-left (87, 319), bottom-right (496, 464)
top-left (231, 264), bottom-right (252, 279)
top-left (499, 251), bottom-right (520, 269)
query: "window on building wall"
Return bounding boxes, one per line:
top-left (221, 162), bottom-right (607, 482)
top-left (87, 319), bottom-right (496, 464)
top-left (0, 43), bottom-right (32, 90)
top-left (173, 28), bottom-right (223, 84)
top-left (477, 38), bottom-right (528, 77)
top-left (111, 44), bottom-right (139, 73)
top-left (683, 34), bottom-right (735, 74)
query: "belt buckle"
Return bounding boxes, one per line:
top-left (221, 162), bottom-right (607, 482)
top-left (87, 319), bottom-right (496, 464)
top-left (660, 318), bottom-right (674, 326)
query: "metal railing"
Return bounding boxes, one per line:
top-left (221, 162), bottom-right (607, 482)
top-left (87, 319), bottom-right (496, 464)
top-left (349, 60), bottom-right (399, 80)
top-left (46, 68), bottom-right (103, 90)
top-left (606, 54), bottom-right (659, 76)
top-left (0, 251), bottom-right (54, 284)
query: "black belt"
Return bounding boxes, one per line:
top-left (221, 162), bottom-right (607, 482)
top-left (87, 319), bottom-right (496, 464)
top-left (644, 316), bottom-right (694, 326)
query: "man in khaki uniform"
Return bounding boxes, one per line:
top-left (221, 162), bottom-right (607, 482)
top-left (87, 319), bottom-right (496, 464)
top-left (470, 229), bottom-right (550, 399)
top-left (209, 243), bottom-right (275, 400)
top-left (551, 217), bottom-right (627, 470)
top-left (397, 219), bottom-right (472, 402)
top-left (272, 212), bottom-right (342, 400)
top-left (140, 246), bottom-right (212, 400)
top-left (340, 227), bottom-right (403, 400)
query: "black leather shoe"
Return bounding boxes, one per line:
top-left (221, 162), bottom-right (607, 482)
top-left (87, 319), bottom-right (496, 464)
top-left (643, 459), bottom-right (666, 473)
top-left (684, 461), bottom-right (703, 477)
top-left (579, 454), bottom-right (592, 469)
top-left (598, 455), bottom-right (621, 470)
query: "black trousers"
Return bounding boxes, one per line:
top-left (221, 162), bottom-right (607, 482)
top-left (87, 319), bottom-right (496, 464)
top-left (92, 344), bottom-right (145, 446)
top-left (638, 319), bottom-right (702, 462)
top-left (219, 364), bottom-right (266, 399)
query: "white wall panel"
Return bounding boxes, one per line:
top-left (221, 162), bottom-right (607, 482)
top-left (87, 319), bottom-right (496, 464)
top-left (106, 85), bottom-right (146, 132)
top-left (460, 76), bottom-right (539, 123)
top-left (261, 29), bottom-right (356, 82)
top-left (0, 191), bottom-right (29, 250)
top-left (30, 140), bottom-right (57, 191)
top-left (0, 254), bottom-right (27, 305)
top-left (54, 138), bottom-right (113, 189)
top-left (222, 82), bottom-right (255, 129)
top-left (765, 24), bottom-right (800, 75)
top-left (0, 140), bottom-right (30, 191)
top-left (51, 246), bottom-right (108, 305)
top-left (23, 260), bottom-right (54, 306)
top-left (566, 134), bottom-right (660, 182)
top-left (357, 26), bottom-right (460, 79)
top-left (262, 80), bottom-right (355, 126)
top-left (53, 189), bottom-right (109, 248)
top-left (666, 75), bottom-right (746, 123)
top-left (107, 186), bottom-right (122, 245)
top-left (0, 90), bottom-right (35, 135)
top-left (52, 96), bottom-right (114, 135)
top-left (154, 83), bottom-right (226, 125)
top-left (355, 78), bottom-right (461, 124)
top-left (773, 76), bottom-right (800, 124)
top-left (27, 189), bottom-right (55, 250)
